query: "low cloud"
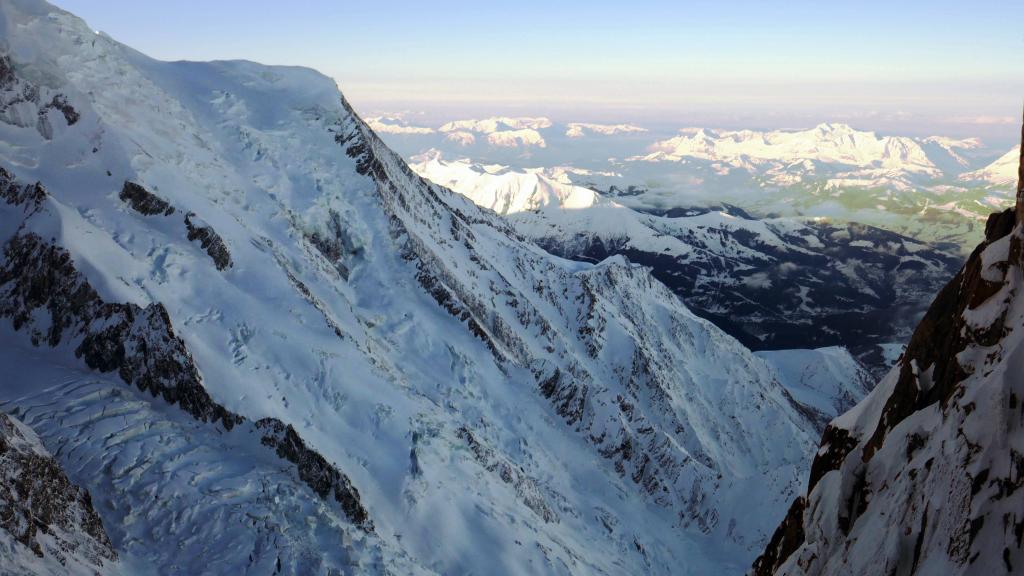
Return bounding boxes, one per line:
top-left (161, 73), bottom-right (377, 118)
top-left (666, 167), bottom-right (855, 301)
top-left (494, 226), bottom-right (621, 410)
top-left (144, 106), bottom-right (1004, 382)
top-left (445, 131), bottom-right (476, 146)
top-left (949, 115), bottom-right (1017, 126)
top-left (487, 129), bottom-right (546, 148)
top-left (742, 272), bottom-right (773, 290)
top-left (366, 116), bottom-right (435, 135)
top-left (565, 122), bottom-right (647, 138)
top-left (439, 116), bottom-right (552, 134)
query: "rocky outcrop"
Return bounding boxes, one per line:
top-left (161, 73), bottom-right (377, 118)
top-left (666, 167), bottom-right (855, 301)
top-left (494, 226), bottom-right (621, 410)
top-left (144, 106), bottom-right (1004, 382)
top-left (256, 418), bottom-right (370, 529)
top-left (753, 127), bottom-right (1024, 575)
top-left (0, 54), bottom-right (79, 139)
top-left (0, 167), bottom-right (45, 213)
top-left (456, 426), bottom-right (559, 524)
top-left (185, 212), bottom-right (232, 270)
top-left (119, 180), bottom-right (175, 216)
top-left (306, 208), bottom-right (361, 279)
top-left (119, 182), bottom-right (234, 269)
top-left (0, 412), bottom-right (117, 574)
top-left (0, 230), bottom-right (240, 428)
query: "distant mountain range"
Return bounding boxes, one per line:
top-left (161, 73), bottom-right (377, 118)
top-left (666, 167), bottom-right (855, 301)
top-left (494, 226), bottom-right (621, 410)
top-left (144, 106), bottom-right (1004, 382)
top-left (376, 116), bottom-right (1017, 251)
top-left (411, 152), bottom-right (963, 376)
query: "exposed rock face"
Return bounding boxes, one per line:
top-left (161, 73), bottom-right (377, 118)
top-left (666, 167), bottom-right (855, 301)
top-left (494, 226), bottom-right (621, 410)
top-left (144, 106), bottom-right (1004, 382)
top-left (0, 412), bottom-right (117, 574)
top-left (119, 182), bottom-right (233, 269)
top-left (0, 228), bottom-right (239, 428)
top-left (306, 208), bottom-right (362, 279)
top-left (256, 418), bottom-right (371, 530)
top-left (753, 136), bottom-right (1024, 575)
top-left (119, 180), bottom-right (175, 216)
top-left (185, 212), bottom-right (232, 270)
top-left (0, 167), bottom-right (45, 213)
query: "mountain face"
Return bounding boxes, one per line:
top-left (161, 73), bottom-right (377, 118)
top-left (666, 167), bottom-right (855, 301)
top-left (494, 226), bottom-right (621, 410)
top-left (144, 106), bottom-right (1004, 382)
top-left (412, 153), bottom-right (961, 375)
top-left (753, 134), bottom-right (1024, 575)
top-left (0, 1), bottom-right (866, 574)
top-left (0, 412), bottom-right (118, 575)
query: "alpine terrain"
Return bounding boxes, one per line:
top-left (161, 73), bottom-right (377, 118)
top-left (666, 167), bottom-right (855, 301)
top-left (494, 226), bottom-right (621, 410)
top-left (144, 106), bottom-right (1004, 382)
top-left (412, 152), bottom-right (961, 375)
top-left (753, 125), bottom-right (1024, 575)
top-left (0, 1), bottom-right (874, 574)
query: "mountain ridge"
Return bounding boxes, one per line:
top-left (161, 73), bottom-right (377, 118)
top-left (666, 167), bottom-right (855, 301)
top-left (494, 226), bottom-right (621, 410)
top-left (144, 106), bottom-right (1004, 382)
top-left (753, 121), bottom-right (1024, 575)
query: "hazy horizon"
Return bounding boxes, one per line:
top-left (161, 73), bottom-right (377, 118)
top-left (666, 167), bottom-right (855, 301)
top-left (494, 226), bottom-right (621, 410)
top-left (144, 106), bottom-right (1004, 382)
top-left (51, 0), bottom-right (1024, 146)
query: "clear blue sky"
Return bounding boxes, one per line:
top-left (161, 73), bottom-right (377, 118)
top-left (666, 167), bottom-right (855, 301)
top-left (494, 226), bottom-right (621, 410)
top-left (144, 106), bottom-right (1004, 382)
top-left (51, 0), bottom-right (1024, 139)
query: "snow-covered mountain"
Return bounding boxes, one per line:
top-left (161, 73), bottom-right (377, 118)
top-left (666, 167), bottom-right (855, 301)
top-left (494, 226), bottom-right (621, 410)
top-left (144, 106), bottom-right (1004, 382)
top-left (753, 146), bottom-right (1024, 575)
top-left (960, 145), bottom-right (1022, 186)
top-left (0, 1), bottom-right (863, 574)
top-left (412, 153), bottom-right (961, 373)
top-left (633, 123), bottom-right (942, 176)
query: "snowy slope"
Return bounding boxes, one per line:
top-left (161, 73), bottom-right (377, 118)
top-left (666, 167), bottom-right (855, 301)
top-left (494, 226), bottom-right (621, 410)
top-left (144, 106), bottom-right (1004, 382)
top-left (754, 177), bottom-right (1024, 573)
top-left (0, 1), bottom-right (832, 574)
top-left (412, 153), bottom-right (961, 365)
top-left (960, 145), bottom-right (1021, 186)
top-left (755, 347), bottom-right (874, 422)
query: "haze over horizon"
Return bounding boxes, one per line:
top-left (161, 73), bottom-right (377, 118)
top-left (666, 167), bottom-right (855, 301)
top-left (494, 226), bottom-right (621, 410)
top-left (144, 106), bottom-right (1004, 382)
top-left (50, 0), bottom-right (1024, 144)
